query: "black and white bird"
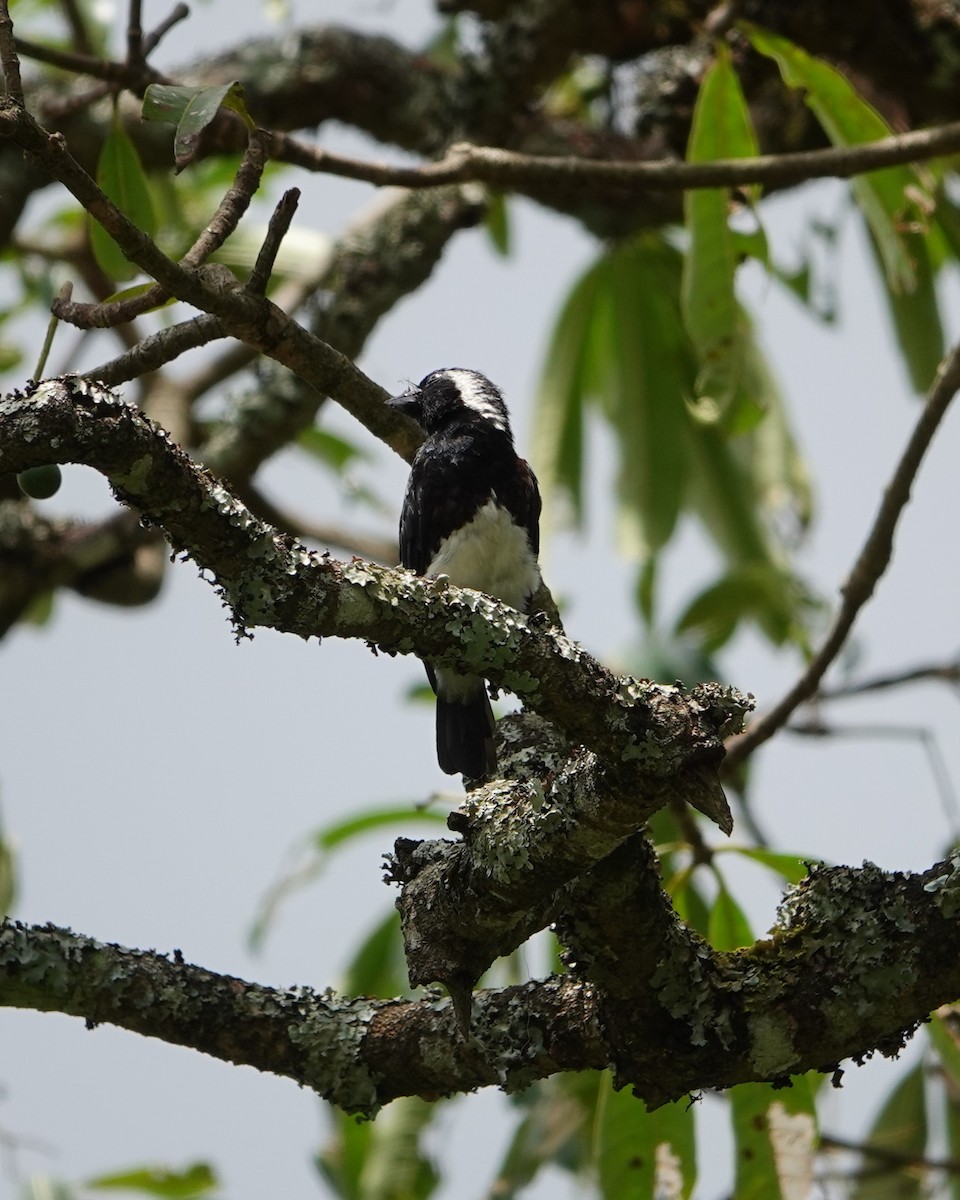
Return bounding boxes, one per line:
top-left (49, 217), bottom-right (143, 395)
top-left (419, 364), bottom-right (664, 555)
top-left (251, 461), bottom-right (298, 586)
top-left (389, 368), bottom-right (542, 780)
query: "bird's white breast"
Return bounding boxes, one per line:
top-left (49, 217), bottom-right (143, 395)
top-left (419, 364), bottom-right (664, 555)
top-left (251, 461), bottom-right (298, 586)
top-left (426, 498), bottom-right (539, 610)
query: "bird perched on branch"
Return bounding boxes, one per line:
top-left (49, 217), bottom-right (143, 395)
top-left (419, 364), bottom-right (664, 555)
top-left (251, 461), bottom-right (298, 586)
top-left (389, 368), bottom-right (542, 780)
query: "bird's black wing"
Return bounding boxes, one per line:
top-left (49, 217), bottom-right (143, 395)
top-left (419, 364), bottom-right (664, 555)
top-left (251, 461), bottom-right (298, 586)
top-left (517, 457), bottom-right (542, 557)
top-left (399, 437), bottom-right (491, 574)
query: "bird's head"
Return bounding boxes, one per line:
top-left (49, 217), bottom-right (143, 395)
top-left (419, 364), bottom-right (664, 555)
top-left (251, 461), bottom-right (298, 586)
top-left (388, 368), bottom-right (512, 438)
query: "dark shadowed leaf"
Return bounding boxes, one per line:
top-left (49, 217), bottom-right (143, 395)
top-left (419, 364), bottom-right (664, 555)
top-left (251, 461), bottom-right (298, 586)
top-left (866, 226), bottom-right (944, 393)
top-left (174, 83), bottom-right (253, 171)
top-left (532, 259), bottom-right (603, 526)
top-left (143, 82), bottom-right (254, 171)
top-left (743, 23), bottom-right (931, 294)
top-left (594, 1070), bottom-right (697, 1199)
top-left (676, 563), bottom-right (806, 651)
top-left (298, 426), bottom-right (371, 472)
top-left (142, 84), bottom-right (203, 126)
top-left (486, 1075), bottom-right (602, 1198)
top-left (683, 42), bottom-right (760, 412)
top-left (601, 237), bottom-right (694, 558)
top-left (485, 192), bottom-right (511, 256)
top-left (320, 1099), bottom-right (439, 1200)
top-left (91, 122), bottom-right (157, 281)
top-left (726, 847), bottom-right (815, 886)
top-left (668, 867), bottom-right (712, 937)
top-left (851, 1062), bottom-right (927, 1200)
top-left (731, 1079), bottom-right (817, 1200)
top-left (249, 804), bottom-right (448, 950)
top-left (341, 910), bottom-right (409, 999)
top-left (708, 873), bottom-right (754, 950)
top-left (86, 1163), bottom-right (217, 1197)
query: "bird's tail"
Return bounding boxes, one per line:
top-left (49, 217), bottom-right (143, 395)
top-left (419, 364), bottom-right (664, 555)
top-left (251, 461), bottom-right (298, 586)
top-left (435, 685), bottom-right (496, 780)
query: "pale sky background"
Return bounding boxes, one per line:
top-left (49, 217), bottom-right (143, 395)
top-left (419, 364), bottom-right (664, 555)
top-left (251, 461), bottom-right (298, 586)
top-left (2, 1), bottom-right (960, 1197)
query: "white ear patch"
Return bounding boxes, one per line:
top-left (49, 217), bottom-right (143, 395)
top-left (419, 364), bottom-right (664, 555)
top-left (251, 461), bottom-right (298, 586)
top-left (445, 369), bottom-right (509, 432)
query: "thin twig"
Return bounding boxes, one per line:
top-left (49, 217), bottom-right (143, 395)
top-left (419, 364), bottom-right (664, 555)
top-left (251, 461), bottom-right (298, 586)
top-left (57, 0), bottom-right (94, 57)
top-left (820, 1132), bottom-right (960, 1174)
top-left (32, 281), bottom-right (72, 379)
top-left (247, 188), bottom-right (301, 295)
top-left (816, 657), bottom-right (960, 700)
top-left (126, 0), bottom-right (144, 68)
top-left (788, 719), bottom-right (960, 835)
top-left (0, 0), bottom-right (24, 106)
top-left (85, 313), bottom-right (226, 386)
top-left (142, 3), bottom-right (190, 58)
top-left (725, 342), bottom-right (960, 770)
top-left (14, 35), bottom-right (169, 90)
top-left (265, 122), bottom-right (960, 194)
top-left (52, 129), bottom-right (269, 331)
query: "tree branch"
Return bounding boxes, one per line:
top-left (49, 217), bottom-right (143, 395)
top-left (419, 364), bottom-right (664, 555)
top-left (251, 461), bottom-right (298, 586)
top-left (725, 336), bottom-right (960, 771)
top-left (0, 378), bottom-right (750, 800)
top-left (269, 122), bottom-right (960, 195)
top-left (6, 848), bottom-right (960, 1112)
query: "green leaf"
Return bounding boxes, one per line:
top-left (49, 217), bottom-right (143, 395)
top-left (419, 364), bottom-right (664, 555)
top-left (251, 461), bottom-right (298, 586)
top-left (317, 1112), bottom-right (372, 1200)
top-left (933, 1013), bottom-right (960, 1200)
top-left (866, 225), bottom-right (944, 393)
top-left (362, 1099), bottom-right (440, 1200)
top-left (601, 237), bottom-right (693, 558)
top-left (676, 563), bottom-right (805, 651)
top-left (143, 82), bottom-right (254, 172)
top-left (100, 281), bottom-right (177, 310)
top-left (488, 1076), bottom-right (601, 1197)
top-left (667, 866), bottom-right (712, 937)
top-left (594, 1071), bottom-right (697, 1200)
top-left (23, 589), bottom-right (55, 628)
top-left (86, 1163), bottom-right (217, 1197)
top-left (175, 83), bottom-right (252, 172)
top-left (744, 339), bottom-right (814, 534)
top-left (17, 464), bottom-right (62, 500)
top-left (484, 192), bottom-right (510, 256)
top-left (742, 22), bottom-right (931, 293)
top-left (724, 847), bottom-right (813, 886)
top-left (297, 426), bottom-right (371, 473)
top-left (928, 1008), bottom-right (960, 1092)
top-left (851, 1062), bottom-right (927, 1200)
top-left (142, 84), bottom-right (201, 127)
top-left (341, 911), bottom-right (408, 999)
top-left (682, 42), bottom-right (760, 411)
top-left (708, 873), bottom-right (754, 950)
top-left (0, 832), bottom-right (16, 916)
top-left (90, 122), bottom-right (157, 281)
top-left (534, 233), bottom-right (696, 555)
top-left (731, 1080), bottom-right (818, 1200)
top-left (531, 260), bottom-right (602, 527)
top-left (249, 805), bottom-right (448, 950)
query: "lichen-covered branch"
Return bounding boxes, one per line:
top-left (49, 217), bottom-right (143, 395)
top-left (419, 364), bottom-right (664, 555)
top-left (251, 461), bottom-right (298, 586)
top-left (0, 379), bottom-right (749, 796)
top-left (5, 849), bottom-right (960, 1112)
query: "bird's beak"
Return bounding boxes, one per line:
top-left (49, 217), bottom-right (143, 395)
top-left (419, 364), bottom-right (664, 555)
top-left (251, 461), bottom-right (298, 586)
top-left (387, 390), bottom-right (423, 422)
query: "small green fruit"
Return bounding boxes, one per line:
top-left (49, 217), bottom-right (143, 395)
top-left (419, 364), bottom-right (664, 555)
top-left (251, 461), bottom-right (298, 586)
top-left (17, 464), bottom-right (63, 500)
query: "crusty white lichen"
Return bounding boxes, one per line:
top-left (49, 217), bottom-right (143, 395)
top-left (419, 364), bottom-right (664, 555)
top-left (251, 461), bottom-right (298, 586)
top-left (748, 1009), bottom-right (798, 1076)
top-left (285, 989), bottom-right (382, 1114)
top-left (924, 850), bottom-right (960, 917)
top-left (651, 933), bottom-right (736, 1049)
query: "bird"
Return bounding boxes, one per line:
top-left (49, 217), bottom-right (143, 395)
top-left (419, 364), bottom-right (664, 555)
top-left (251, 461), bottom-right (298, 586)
top-left (389, 368), bottom-right (542, 780)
